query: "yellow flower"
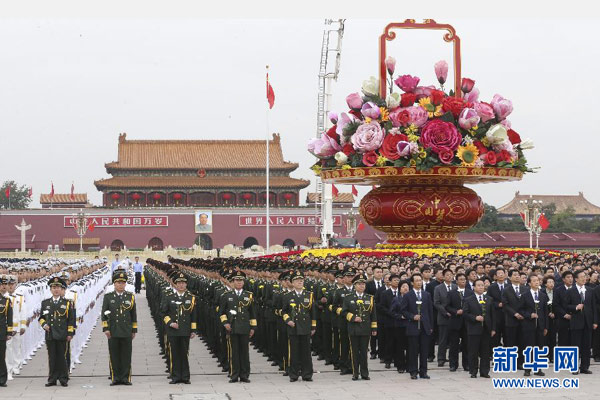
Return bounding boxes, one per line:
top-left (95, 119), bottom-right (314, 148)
top-left (376, 155), bottom-right (388, 167)
top-left (311, 165), bottom-right (322, 176)
top-left (357, 299), bottom-right (364, 305)
top-left (418, 97), bottom-right (443, 117)
top-left (481, 137), bottom-right (490, 147)
top-left (418, 147), bottom-right (427, 159)
top-left (407, 133), bottom-right (419, 143)
top-left (405, 124), bottom-right (419, 135)
top-left (364, 117), bottom-right (372, 124)
top-left (341, 164), bottom-right (351, 170)
top-left (468, 125), bottom-right (478, 136)
top-left (290, 303), bottom-right (296, 308)
top-left (379, 107), bottom-right (390, 122)
top-left (457, 144), bottom-right (480, 167)
top-left (409, 159), bottom-right (417, 167)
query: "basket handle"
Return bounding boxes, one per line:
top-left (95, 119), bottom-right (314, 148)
top-left (379, 19), bottom-right (462, 98)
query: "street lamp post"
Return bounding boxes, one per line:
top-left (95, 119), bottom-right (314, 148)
top-left (72, 208), bottom-right (90, 254)
top-left (519, 196), bottom-right (543, 249)
top-left (346, 208), bottom-right (358, 238)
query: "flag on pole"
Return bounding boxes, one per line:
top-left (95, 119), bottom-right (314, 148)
top-left (70, 182), bottom-right (75, 200)
top-left (351, 185), bottom-right (358, 197)
top-left (28, 187), bottom-right (32, 198)
top-left (88, 222), bottom-right (95, 232)
top-left (538, 213), bottom-right (550, 230)
top-left (519, 212), bottom-right (526, 225)
top-left (331, 183), bottom-right (339, 197)
top-left (50, 182), bottom-right (55, 198)
top-left (357, 222), bottom-right (365, 231)
top-left (4, 186), bottom-right (9, 199)
top-left (266, 69), bottom-right (275, 109)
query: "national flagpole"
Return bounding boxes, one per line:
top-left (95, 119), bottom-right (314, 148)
top-left (266, 65), bottom-right (271, 255)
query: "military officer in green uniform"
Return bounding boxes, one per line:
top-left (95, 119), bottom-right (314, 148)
top-left (219, 270), bottom-right (256, 383)
top-left (342, 272), bottom-right (377, 381)
top-left (333, 268), bottom-right (356, 375)
top-left (161, 271), bottom-right (198, 384)
top-left (0, 275), bottom-right (15, 387)
top-left (39, 277), bottom-right (75, 387)
top-left (282, 270), bottom-right (316, 382)
top-left (102, 271), bottom-right (138, 386)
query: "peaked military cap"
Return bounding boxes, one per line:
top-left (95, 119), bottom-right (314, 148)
top-left (230, 270), bottom-right (247, 280)
top-left (49, 276), bottom-right (67, 288)
top-left (352, 272), bottom-right (368, 284)
top-left (112, 271), bottom-right (127, 283)
top-left (173, 272), bottom-right (187, 283)
top-left (291, 270), bottom-right (305, 281)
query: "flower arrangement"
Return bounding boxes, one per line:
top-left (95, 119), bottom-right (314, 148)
top-left (308, 58), bottom-right (534, 173)
top-left (479, 297), bottom-right (486, 326)
top-left (299, 247), bottom-right (569, 259)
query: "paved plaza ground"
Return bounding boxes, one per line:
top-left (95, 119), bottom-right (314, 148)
top-left (3, 292), bottom-right (597, 400)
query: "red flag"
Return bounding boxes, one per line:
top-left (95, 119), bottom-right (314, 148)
top-left (50, 182), bottom-right (55, 198)
top-left (519, 212), bottom-right (527, 225)
top-left (4, 186), bottom-right (9, 198)
top-left (266, 71), bottom-right (275, 109)
top-left (351, 185), bottom-right (358, 197)
top-left (70, 183), bottom-right (75, 200)
top-left (372, 185), bottom-right (377, 190)
top-left (28, 187), bottom-right (32, 198)
top-left (331, 184), bottom-right (339, 197)
top-left (88, 222), bottom-right (95, 232)
top-left (538, 213), bottom-right (550, 230)
top-left (357, 222), bottom-right (365, 231)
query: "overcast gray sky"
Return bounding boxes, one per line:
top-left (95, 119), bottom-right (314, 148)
top-left (1, 16), bottom-right (599, 208)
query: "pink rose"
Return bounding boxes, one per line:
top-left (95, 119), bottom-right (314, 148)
top-left (406, 106), bottom-right (429, 127)
top-left (308, 133), bottom-right (342, 159)
top-left (346, 92), bottom-right (364, 110)
top-left (351, 121), bottom-right (385, 153)
top-left (396, 141), bottom-right (419, 157)
top-left (500, 119), bottom-right (512, 129)
top-left (394, 75), bottom-right (420, 93)
top-left (414, 85), bottom-right (436, 100)
top-left (361, 102), bottom-right (381, 119)
top-left (463, 87), bottom-right (480, 103)
top-left (490, 94), bottom-right (513, 121)
top-left (437, 148), bottom-right (455, 164)
top-left (474, 102), bottom-right (495, 123)
top-left (458, 108), bottom-right (480, 130)
top-left (328, 112), bottom-right (338, 124)
top-left (434, 60), bottom-right (448, 85)
top-left (419, 119), bottom-right (462, 154)
top-left (385, 56), bottom-right (396, 75)
top-left (389, 108), bottom-right (410, 127)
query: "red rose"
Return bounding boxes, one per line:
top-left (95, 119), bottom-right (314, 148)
top-left (499, 150), bottom-right (512, 162)
top-left (389, 109), bottom-right (410, 127)
top-left (342, 143), bottom-right (355, 156)
top-left (379, 133), bottom-right (408, 160)
top-left (473, 141), bottom-right (488, 155)
top-left (507, 129), bottom-right (521, 144)
top-left (362, 151), bottom-right (378, 167)
top-left (442, 97), bottom-right (467, 118)
top-left (430, 89), bottom-right (445, 106)
top-left (400, 93), bottom-right (417, 107)
top-left (484, 152), bottom-right (497, 165)
top-left (437, 148), bottom-right (455, 164)
top-left (326, 125), bottom-right (339, 142)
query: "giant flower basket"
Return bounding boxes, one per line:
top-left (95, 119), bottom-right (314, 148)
top-left (308, 20), bottom-right (534, 245)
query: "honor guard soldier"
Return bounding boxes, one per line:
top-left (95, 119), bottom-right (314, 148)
top-left (219, 270), bottom-right (256, 383)
top-left (281, 270), bottom-right (316, 382)
top-left (102, 271), bottom-right (137, 386)
top-left (0, 275), bottom-right (14, 387)
top-left (333, 268), bottom-right (356, 375)
top-left (161, 272), bottom-right (198, 384)
top-left (39, 277), bottom-right (75, 387)
top-left (342, 272), bottom-right (377, 381)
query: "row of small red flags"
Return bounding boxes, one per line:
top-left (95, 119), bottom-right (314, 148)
top-left (4, 182), bottom-right (76, 200)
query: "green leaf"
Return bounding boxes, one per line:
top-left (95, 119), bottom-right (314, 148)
top-left (439, 112), bottom-right (455, 123)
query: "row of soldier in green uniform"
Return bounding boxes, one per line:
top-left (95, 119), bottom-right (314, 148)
top-left (144, 257), bottom-right (378, 382)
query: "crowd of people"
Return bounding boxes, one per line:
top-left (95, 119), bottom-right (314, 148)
top-left (1, 249), bottom-right (599, 388)
top-left (141, 250), bottom-right (599, 383)
top-left (0, 257), bottom-right (110, 387)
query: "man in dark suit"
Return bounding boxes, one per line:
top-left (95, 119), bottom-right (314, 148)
top-left (378, 274), bottom-right (402, 370)
top-left (463, 279), bottom-right (495, 378)
top-left (447, 273), bottom-right (470, 372)
top-left (519, 274), bottom-right (548, 376)
top-left (433, 268), bottom-right (455, 367)
top-left (501, 269), bottom-right (526, 369)
top-left (554, 271), bottom-right (574, 346)
top-left (366, 266), bottom-right (384, 359)
top-left (565, 270), bottom-right (598, 374)
top-left (421, 266), bottom-right (439, 362)
top-left (399, 273), bottom-right (433, 380)
top-left (487, 268), bottom-right (507, 350)
top-left (374, 274), bottom-right (388, 363)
